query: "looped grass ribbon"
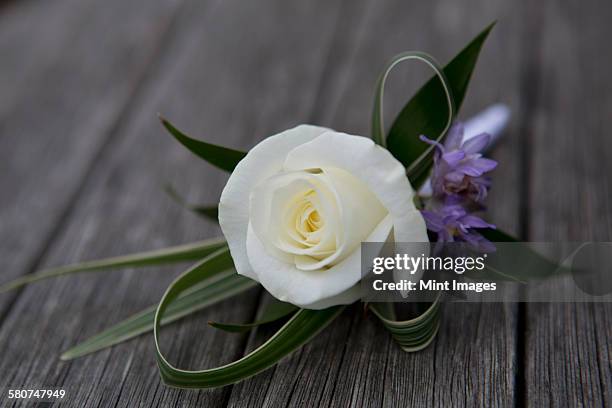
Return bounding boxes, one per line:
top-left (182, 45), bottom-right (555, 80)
top-left (0, 22), bottom-right (499, 386)
top-left (369, 51), bottom-right (450, 353)
top-left (153, 248), bottom-right (344, 388)
top-left (369, 294), bottom-right (441, 352)
top-left (371, 51), bottom-right (455, 153)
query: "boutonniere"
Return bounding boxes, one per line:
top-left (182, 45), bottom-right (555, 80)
top-left (3, 22), bottom-right (547, 389)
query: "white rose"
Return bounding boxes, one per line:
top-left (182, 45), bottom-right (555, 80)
top-left (219, 125), bottom-right (427, 309)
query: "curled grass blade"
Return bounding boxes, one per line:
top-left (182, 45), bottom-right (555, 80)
top-left (372, 51), bottom-right (454, 150)
top-left (208, 299), bottom-right (298, 333)
top-left (0, 238), bottom-right (227, 293)
top-left (61, 248), bottom-right (257, 360)
top-left (369, 295), bottom-right (441, 352)
top-left (385, 23), bottom-right (495, 188)
top-left (154, 251), bottom-right (343, 388)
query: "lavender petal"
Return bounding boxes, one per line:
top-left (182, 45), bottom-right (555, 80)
top-left (444, 123), bottom-right (464, 151)
top-left (462, 132), bottom-right (491, 154)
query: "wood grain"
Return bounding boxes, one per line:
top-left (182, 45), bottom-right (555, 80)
top-left (0, 0), bottom-right (610, 406)
top-left (0, 0), bottom-right (353, 406)
top-left (227, 0), bottom-right (524, 406)
top-left (0, 0), bottom-right (185, 316)
top-left (526, 0), bottom-right (612, 406)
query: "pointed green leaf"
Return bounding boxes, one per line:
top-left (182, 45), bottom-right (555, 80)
top-left (164, 184), bottom-right (219, 222)
top-left (208, 299), bottom-right (298, 333)
top-left (154, 254), bottom-right (343, 388)
top-left (0, 238), bottom-right (227, 293)
top-left (160, 116), bottom-right (246, 172)
top-left (386, 23), bottom-right (495, 187)
top-left (479, 227), bottom-right (518, 242)
top-left (468, 228), bottom-right (568, 282)
top-left (61, 248), bottom-right (258, 360)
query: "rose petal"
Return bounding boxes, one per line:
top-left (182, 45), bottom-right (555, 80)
top-left (246, 215), bottom-right (393, 307)
top-left (219, 125), bottom-right (329, 279)
top-left (283, 131), bottom-right (427, 244)
top-left (249, 171), bottom-right (339, 263)
top-left (294, 167), bottom-right (387, 271)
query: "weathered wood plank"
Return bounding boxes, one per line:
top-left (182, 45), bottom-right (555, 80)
top-left (2, 0), bottom-right (608, 406)
top-left (0, 0), bottom-right (86, 117)
top-left (227, 0), bottom-right (524, 406)
top-left (0, 0), bottom-right (349, 406)
top-left (526, 0), bottom-right (612, 405)
top-left (0, 0), bottom-right (185, 316)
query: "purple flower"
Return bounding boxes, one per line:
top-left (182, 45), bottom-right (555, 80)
top-left (421, 201), bottom-right (496, 253)
top-left (420, 123), bottom-right (497, 203)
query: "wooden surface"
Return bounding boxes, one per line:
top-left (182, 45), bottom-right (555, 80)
top-left (0, 0), bottom-right (609, 407)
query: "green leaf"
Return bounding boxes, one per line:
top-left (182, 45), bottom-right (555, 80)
top-left (480, 227), bottom-right (518, 242)
top-left (208, 298), bottom-right (298, 333)
top-left (164, 184), bottom-right (219, 222)
top-left (159, 115), bottom-right (246, 172)
top-left (0, 238), bottom-right (227, 293)
top-left (386, 22), bottom-right (495, 187)
top-left (154, 256), bottom-right (343, 388)
top-left (468, 228), bottom-right (567, 282)
top-left (61, 248), bottom-right (257, 360)
top-left (369, 296), bottom-right (441, 352)
top-left (372, 51), bottom-right (454, 148)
